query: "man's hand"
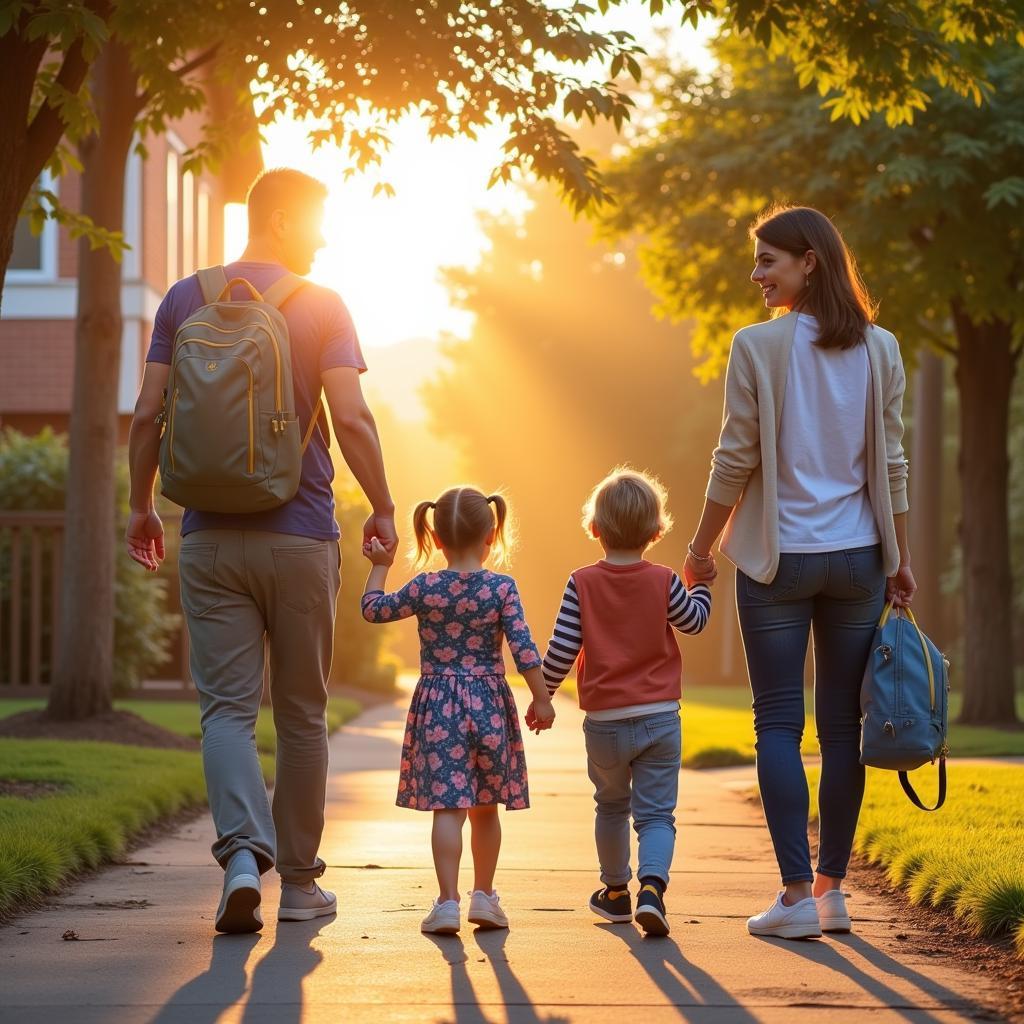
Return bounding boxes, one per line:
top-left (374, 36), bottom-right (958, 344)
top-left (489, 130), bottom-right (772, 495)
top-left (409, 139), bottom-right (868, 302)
top-left (126, 509), bottom-right (165, 572)
top-left (363, 511), bottom-right (398, 556)
top-left (525, 698), bottom-right (556, 734)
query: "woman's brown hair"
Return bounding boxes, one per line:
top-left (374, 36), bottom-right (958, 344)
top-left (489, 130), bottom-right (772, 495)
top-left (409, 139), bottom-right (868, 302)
top-left (751, 205), bottom-right (877, 350)
top-left (411, 486), bottom-right (512, 568)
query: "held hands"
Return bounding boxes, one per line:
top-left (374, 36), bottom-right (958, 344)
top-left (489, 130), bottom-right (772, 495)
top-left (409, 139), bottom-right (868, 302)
top-left (125, 509), bottom-right (165, 572)
top-left (525, 698), bottom-right (556, 735)
top-left (363, 536), bottom-right (395, 566)
top-left (683, 545), bottom-right (718, 589)
top-left (886, 565), bottom-right (918, 608)
top-left (362, 511), bottom-right (398, 560)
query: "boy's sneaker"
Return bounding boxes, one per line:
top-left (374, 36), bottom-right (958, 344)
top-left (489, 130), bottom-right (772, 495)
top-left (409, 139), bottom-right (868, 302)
top-left (589, 887), bottom-right (633, 923)
top-left (816, 889), bottom-right (852, 933)
top-left (747, 893), bottom-right (822, 940)
top-left (421, 899), bottom-right (461, 934)
top-left (278, 881), bottom-right (337, 922)
top-left (634, 883), bottom-right (670, 936)
top-left (468, 889), bottom-right (509, 929)
top-left (215, 850), bottom-right (262, 934)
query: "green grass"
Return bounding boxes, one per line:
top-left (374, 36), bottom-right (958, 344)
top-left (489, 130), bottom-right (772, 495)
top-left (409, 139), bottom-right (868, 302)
top-left (0, 740), bottom-right (207, 920)
top-left (679, 687), bottom-right (1024, 768)
top-left (0, 696), bottom-right (362, 755)
top-left (806, 764), bottom-right (1024, 957)
top-left (0, 696), bottom-right (363, 921)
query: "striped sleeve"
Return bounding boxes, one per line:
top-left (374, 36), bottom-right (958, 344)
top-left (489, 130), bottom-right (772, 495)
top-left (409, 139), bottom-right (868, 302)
top-left (668, 574), bottom-right (711, 635)
top-left (541, 576), bottom-right (582, 695)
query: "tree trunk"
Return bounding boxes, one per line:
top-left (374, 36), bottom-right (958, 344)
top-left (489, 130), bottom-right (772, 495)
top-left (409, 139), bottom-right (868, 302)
top-left (48, 42), bottom-right (139, 720)
top-left (952, 303), bottom-right (1021, 726)
top-left (908, 350), bottom-right (945, 642)
top-left (0, 24), bottom-right (47, 311)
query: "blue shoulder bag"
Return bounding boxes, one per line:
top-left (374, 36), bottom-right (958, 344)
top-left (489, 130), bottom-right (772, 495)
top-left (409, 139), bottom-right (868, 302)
top-left (860, 601), bottom-right (949, 811)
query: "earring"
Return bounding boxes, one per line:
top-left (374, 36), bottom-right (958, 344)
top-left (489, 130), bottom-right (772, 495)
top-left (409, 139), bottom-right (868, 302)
top-left (804, 274), bottom-right (810, 288)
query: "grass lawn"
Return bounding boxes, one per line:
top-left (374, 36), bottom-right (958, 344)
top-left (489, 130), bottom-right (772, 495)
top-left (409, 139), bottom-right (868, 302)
top-left (807, 764), bottom-right (1024, 957)
top-left (678, 686), bottom-right (1024, 769)
top-left (0, 695), bottom-right (362, 921)
top-left (0, 696), bottom-right (362, 755)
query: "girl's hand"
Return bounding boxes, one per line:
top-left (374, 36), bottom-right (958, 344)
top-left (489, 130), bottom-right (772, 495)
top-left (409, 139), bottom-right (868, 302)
top-left (363, 536), bottom-right (395, 566)
top-left (526, 698), bottom-right (555, 734)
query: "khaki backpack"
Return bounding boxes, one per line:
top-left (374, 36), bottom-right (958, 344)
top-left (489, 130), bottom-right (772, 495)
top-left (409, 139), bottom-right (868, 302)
top-left (157, 266), bottom-right (325, 513)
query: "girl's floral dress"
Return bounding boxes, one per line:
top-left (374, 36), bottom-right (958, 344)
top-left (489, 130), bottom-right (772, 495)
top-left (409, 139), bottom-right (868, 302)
top-left (361, 569), bottom-right (541, 811)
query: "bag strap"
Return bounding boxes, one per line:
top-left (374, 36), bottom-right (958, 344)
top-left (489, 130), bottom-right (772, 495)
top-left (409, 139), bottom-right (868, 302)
top-left (898, 758), bottom-right (946, 811)
top-left (196, 265), bottom-right (229, 305)
top-left (259, 273), bottom-right (329, 454)
top-left (262, 272), bottom-right (307, 309)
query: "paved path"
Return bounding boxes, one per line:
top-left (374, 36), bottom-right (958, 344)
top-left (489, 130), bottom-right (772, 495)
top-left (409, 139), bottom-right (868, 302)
top-left (0, 695), bottom-right (1010, 1023)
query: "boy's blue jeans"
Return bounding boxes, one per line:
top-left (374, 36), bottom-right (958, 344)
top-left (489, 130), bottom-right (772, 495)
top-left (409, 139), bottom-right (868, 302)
top-left (583, 708), bottom-right (681, 888)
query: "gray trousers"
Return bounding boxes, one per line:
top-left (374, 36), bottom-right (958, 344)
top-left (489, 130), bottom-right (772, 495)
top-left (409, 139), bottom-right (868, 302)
top-left (179, 530), bottom-right (340, 884)
top-left (583, 709), bottom-right (682, 888)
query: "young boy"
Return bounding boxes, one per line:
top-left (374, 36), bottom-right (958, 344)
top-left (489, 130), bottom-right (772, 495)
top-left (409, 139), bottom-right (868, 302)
top-left (533, 467), bottom-right (712, 936)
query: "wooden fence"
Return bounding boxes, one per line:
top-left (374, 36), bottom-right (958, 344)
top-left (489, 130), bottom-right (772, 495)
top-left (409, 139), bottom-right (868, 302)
top-left (0, 510), bottom-right (190, 698)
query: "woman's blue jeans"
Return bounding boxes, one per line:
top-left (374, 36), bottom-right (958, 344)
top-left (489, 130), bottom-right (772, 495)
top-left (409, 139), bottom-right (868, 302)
top-left (736, 545), bottom-right (886, 884)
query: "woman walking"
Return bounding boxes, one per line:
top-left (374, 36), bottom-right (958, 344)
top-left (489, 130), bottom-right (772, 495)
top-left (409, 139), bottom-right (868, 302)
top-left (684, 206), bottom-right (917, 939)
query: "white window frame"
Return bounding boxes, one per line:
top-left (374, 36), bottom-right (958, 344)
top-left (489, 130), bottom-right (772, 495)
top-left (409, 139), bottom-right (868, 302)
top-left (7, 171), bottom-right (59, 282)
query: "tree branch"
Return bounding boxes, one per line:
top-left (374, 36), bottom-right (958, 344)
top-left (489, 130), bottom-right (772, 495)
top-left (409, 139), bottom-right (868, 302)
top-left (135, 44), bottom-right (221, 110)
top-left (21, 0), bottom-right (113, 194)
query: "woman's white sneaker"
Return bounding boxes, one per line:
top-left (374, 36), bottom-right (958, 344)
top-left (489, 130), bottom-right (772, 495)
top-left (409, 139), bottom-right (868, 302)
top-left (747, 893), bottom-right (822, 939)
top-left (816, 889), bottom-right (852, 933)
top-left (468, 889), bottom-right (509, 929)
top-left (421, 899), bottom-right (461, 934)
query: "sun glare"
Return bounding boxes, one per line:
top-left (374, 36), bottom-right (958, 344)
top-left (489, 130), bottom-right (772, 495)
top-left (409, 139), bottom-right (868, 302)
top-left (223, 4), bottom-right (714, 351)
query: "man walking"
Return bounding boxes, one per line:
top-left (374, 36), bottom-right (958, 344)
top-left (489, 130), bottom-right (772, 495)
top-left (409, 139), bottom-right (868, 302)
top-left (125, 168), bottom-right (396, 933)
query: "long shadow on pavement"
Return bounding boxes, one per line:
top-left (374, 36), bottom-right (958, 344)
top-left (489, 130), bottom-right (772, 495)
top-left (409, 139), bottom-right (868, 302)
top-left (603, 922), bottom-right (762, 1022)
top-left (241, 917), bottom-right (330, 1023)
top-left (752, 934), bottom-right (1000, 1023)
top-left (472, 927), bottom-right (570, 1024)
top-left (422, 933), bottom-right (491, 1024)
top-left (148, 931), bottom-right (261, 1024)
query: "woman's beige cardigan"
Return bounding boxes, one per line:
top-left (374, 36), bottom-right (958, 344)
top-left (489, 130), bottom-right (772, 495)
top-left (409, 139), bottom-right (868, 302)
top-left (706, 311), bottom-right (909, 584)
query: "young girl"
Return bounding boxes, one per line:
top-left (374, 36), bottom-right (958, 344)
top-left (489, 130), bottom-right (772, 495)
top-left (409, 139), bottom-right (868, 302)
top-left (361, 486), bottom-right (555, 934)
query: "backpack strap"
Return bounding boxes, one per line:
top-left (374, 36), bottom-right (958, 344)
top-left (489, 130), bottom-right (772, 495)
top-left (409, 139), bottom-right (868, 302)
top-left (898, 757), bottom-right (946, 811)
top-left (262, 272), bottom-right (307, 309)
top-left (261, 272), bottom-right (330, 454)
top-left (196, 265), bottom-right (229, 305)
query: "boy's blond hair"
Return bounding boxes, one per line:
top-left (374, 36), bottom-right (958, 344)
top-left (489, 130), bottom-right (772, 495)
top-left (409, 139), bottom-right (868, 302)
top-left (581, 466), bottom-right (673, 550)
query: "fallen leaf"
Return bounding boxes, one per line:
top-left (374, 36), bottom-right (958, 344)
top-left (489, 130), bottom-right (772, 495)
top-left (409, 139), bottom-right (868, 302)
top-left (62, 930), bottom-right (78, 941)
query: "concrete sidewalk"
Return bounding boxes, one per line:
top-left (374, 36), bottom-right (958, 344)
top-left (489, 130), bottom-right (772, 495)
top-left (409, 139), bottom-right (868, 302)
top-left (0, 695), bottom-right (1009, 1023)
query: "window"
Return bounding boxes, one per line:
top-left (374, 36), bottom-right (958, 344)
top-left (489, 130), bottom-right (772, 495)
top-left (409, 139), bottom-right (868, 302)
top-left (8, 174), bottom-right (57, 280)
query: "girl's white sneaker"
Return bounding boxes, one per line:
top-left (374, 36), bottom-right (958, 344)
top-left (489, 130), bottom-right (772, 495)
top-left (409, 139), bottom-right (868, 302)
top-left (746, 892), bottom-right (822, 939)
top-left (421, 899), bottom-right (461, 934)
top-left (468, 889), bottom-right (509, 929)
top-left (816, 889), bottom-right (852, 933)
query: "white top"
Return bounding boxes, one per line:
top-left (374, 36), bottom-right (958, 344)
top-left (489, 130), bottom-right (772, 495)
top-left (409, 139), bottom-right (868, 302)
top-left (586, 700), bottom-right (680, 722)
top-left (776, 314), bottom-right (880, 553)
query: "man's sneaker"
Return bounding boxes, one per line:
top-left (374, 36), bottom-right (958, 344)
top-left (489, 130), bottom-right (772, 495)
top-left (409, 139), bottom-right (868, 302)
top-left (589, 887), bottom-right (633, 924)
top-left (278, 881), bottom-right (337, 922)
top-left (747, 893), bottom-right (822, 939)
top-left (421, 899), bottom-right (461, 934)
top-left (468, 889), bottom-right (509, 929)
top-left (634, 883), bottom-right (670, 937)
top-left (816, 889), bottom-right (852, 933)
top-left (215, 850), bottom-right (262, 934)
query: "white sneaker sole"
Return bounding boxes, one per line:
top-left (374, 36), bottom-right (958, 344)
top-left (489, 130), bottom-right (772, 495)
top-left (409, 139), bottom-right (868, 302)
top-left (635, 905), bottom-right (670, 937)
top-left (215, 874), bottom-right (262, 934)
top-left (468, 908), bottom-right (509, 929)
top-left (421, 918), bottom-right (461, 934)
top-left (589, 900), bottom-right (633, 924)
top-left (820, 916), bottom-right (852, 933)
top-left (277, 897), bottom-right (337, 922)
top-left (747, 921), bottom-right (822, 940)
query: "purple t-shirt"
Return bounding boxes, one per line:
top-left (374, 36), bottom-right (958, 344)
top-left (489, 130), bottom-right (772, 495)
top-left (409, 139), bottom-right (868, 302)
top-left (146, 261), bottom-right (367, 540)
